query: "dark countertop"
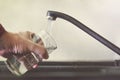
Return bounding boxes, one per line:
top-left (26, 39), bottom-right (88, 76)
top-left (0, 61), bottom-right (120, 80)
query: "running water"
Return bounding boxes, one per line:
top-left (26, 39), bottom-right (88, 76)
top-left (39, 19), bottom-right (57, 54)
top-left (46, 19), bottom-right (55, 35)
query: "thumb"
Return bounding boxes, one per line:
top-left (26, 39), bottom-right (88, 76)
top-left (0, 24), bottom-right (7, 56)
top-left (27, 41), bottom-right (49, 59)
top-left (0, 24), bottom-right (7, 37)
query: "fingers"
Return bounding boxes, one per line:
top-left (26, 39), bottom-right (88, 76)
top-left (18, 31), bottom-right (48, 59)
top-left (0, 28), bottom-right (49, 59)
top-left (27, 41), bottom-right (49, 59)
top-left (18, 31), bottom-right (35, 40)
top-left (0, 36), bottom-right (48, 59)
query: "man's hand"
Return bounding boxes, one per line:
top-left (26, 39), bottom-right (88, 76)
top-left (0, 24), bottom-right (48, 59)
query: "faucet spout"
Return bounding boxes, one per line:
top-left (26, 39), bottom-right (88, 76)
top-left (47, 10), bottom-right (120, 56)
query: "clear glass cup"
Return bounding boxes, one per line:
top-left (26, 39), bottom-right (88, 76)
top-left (38, 30), bottom-right (57, 54)
top-left (5, 30), bottom-right (57, 76)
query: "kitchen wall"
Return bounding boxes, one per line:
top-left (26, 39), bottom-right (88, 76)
top-left (0, 0), bottom-right (120, 61)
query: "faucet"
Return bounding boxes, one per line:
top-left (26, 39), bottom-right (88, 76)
top-left (47, 10), bottom-right (120, 56)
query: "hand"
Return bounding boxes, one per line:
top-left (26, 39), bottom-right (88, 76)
top-left (0, 24), bottom-right (48, 59)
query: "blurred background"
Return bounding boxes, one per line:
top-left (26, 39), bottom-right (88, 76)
top-left (0, 0), bottom-right (120, 61)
